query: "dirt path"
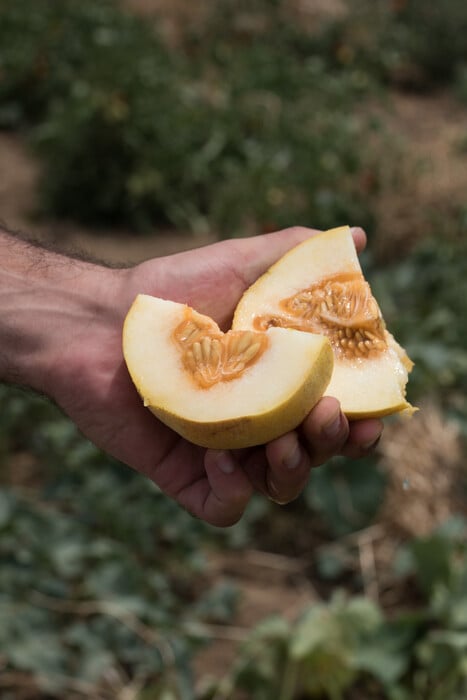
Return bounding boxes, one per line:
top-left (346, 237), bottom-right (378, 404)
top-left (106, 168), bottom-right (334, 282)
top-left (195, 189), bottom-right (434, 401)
top-left (372, 91), bottom-right (467, 257)
top-left (0, 132), bottom-right (218, 264)
top-left (192, 548), bottom-right (321, 692)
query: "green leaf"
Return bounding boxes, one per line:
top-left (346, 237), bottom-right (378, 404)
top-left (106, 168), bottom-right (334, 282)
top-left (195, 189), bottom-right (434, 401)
top-left (49, 538), bottom-right (86, 578)
top-left (300, 647), bottom-right (357, 699)
top-left (353, 643), bottom-right (407, 685)
top-left (410, 535), bottom-right (453, 598)
top-left (190, 580), bottom-right (239, 623)
top-left (448, 597), bottom-right (467, 628)
top-left (316, 548), bottom-right (348, 580)
top-left (0, 490), bottom-right (14, 528)
top-left (291, 605), bottom-right (337, 659)
top-left (307, 456), bottom-right (386, 536)
top-left (425, 630), bottom-right (467, 656)
top-left (232, 616), bottom-right (290, 690)
top-left (289, 595), bottom-right (389, 697)
top-left (8, 633), bottom-right (67, 678)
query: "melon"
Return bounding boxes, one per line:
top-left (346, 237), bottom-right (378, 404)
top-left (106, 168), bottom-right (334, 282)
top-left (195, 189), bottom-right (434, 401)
top-left (123, 294), bottom-right (334, 449)
top-left (233, 226), bottom-right (415, 419)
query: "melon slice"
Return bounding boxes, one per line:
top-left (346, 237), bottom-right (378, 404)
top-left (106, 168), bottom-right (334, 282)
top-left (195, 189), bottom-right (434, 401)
top-left (123, 294), bottom-right (333, 449)
top-left (233, 226), bottom-right (415, 419)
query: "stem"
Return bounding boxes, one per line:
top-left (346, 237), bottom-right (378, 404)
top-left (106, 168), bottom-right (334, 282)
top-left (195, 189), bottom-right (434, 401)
top-left (279, 657), bottom-right (299, 700)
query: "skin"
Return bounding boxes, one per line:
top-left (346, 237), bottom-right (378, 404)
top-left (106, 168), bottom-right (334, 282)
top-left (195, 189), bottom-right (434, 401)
top-left (0, 225), bottom-right (382, 527)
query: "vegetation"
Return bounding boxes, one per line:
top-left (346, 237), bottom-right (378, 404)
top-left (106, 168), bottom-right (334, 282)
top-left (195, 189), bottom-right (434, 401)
top-left (0, 0), bottom-right (466, 698)
top-left (0, 385), bottom-right (248, 698)
top-left (0, 0), bottom-right (376, 233)
top-left (207, 523), bottom-right (467, 700)
top-left (3, 0), bottom-right (467, 234)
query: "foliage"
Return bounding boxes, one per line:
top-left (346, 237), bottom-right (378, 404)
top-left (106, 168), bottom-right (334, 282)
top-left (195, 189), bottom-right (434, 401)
top-left (384, 0), bottom-right (467, 85)
top-left (315, 0), bottom-right (467, 89)
top-left (207, 520), bottom-right (467, 700)
top-left (0, 0), bottom-right (172, 128)
top-left (1, 0), bottom-right (467, 234)
top-left (307, 455), bottom-right (386, 537)
top-left (1, 219), bottom-right (466, 699)
top-left (0, 386), bottom-right (243, 698)
top-left (0, 383), bottom-right (387, 697)
top-left (368, 235), bottom-right (467, 423)
top-left (0, 0), bottom-right (376, 234)
top-left (0, 2), bottom-right (466, 698)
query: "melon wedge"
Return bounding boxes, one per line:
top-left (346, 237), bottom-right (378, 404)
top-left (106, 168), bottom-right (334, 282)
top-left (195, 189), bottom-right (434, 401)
top-left (233, 226), bottom-right (415, 419)
top-left (123, 294), bottom-right (333, 449)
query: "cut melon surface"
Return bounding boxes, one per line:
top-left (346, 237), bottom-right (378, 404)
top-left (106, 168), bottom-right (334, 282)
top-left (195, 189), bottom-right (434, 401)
top-left (123, 294), bottom-right (334, 449)
top-left (233, 226), bottom-right (416, 419)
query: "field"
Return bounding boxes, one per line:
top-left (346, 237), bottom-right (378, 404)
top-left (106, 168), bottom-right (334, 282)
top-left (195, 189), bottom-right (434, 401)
top-left (1, 1), bottom-right (467, 698)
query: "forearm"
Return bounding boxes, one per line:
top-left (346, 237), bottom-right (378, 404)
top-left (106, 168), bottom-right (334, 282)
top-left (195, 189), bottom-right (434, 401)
top-left (0, 228), bottom-right (123, 396)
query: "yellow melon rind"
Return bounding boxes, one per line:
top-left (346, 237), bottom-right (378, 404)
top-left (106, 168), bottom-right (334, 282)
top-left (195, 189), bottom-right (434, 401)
top-left (146, 336), bottom-right (333, 449)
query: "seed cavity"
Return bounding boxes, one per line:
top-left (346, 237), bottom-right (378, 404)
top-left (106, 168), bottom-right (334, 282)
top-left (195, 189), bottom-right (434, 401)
top-left (253, 272), bottom-right (387, 361)
top-left (174, 313), bottom-right (267, 388)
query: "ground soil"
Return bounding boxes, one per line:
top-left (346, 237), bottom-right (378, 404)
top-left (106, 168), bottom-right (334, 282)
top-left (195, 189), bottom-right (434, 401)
top-left (370, 90), bottom-right (467, 259)
top-left (1, 0), bottom-right (467, 693)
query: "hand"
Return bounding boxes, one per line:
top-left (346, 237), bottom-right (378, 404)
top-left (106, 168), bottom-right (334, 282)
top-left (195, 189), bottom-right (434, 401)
top-left (2, 226), bottom-right (382, 526)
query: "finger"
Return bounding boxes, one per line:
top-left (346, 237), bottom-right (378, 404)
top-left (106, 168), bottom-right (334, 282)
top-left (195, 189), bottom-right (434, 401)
top-left (349, 225), bottom-right (367, 253)
top-left (201, 449), bottom-right (254, 527)
top-left (341, 418), bottom-right (384, 459)
top-left (239, 447), bottom-right (270, 495)
top-left (263, 431), bottom-right (312, 504)
top-left (300, 396), bottom-right (350, 467)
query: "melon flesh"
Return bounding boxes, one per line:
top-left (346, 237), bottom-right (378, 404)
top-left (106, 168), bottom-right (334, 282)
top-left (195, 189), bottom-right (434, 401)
top-left (232, 226), bottom-right (415, 419)
top-left (123, 294), bottom-right (333, 449)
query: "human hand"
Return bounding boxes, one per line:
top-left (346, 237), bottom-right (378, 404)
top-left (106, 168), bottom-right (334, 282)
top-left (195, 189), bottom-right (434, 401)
top-left (4, 226), bottom-right (382, 526)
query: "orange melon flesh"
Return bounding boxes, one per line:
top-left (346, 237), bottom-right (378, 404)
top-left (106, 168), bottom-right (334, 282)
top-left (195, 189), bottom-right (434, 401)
top-left (123, 294), bottom-right (334, 449)
top-left (232, 226), bottom-right (415, 419)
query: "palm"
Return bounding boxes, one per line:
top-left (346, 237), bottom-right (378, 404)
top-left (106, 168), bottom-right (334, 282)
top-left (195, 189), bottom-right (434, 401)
top-left (54, 227), bottom-right (382, 526)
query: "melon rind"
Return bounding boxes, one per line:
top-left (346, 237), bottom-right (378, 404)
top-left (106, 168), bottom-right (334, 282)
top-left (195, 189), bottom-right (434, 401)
top-left (123, 295), bottom-right (334, 449)
top-left (232, 226), bottom-right (415, 419)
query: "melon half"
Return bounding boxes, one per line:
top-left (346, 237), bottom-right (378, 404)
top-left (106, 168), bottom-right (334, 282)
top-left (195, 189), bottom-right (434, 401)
top-left (123, 295), bottom-right (333, 449)
top-left (233, 226), bottom-right (415, 419)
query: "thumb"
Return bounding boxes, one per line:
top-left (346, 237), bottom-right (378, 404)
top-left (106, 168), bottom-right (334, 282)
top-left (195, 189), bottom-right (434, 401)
top-left (229, 226), bottom-right (366, 289)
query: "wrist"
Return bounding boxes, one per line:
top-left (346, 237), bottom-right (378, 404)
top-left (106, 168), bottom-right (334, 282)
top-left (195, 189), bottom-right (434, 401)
top-left (0, 230), bottom-right (126, 398)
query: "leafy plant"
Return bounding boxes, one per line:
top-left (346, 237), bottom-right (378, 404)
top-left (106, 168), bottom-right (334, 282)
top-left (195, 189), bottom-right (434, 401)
top-left (207, 593), bottom-right (415, 700)
top-left (208, 520), bottom-right (467, 700)
top-left (0, 0), bottom-right (377, 234)
top-left (306, 455), bottom-right (386, 538)
top-left (1, 4), bottom-right (466, 698)
top-left (0, 0), bottom-right (176, 127)
top-left (385, 0), bottom-right (467, 85)
top-left (0, 386), bottom-right (241, 698)
top-left (368, 235), bottom-right (467, 418)
top-left (311, 0), bottom-right (467, 90)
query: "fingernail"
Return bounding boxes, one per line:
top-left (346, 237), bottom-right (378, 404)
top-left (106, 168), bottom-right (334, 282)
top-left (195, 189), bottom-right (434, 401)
top-left (322, 411), bottom-right (343, 439)
top-left (267, 478), bottom-right (288, 504)
top-left (362, 435), bottom-right (382, 453)
top-left (284, 442), bottom-right (302, 470)
top-left (214, 450), bottom-right (235, 474)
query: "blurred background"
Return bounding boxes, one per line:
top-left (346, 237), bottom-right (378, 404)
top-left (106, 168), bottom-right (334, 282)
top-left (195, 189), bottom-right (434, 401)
top-left (0, 1), bottom-right (466, 698)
